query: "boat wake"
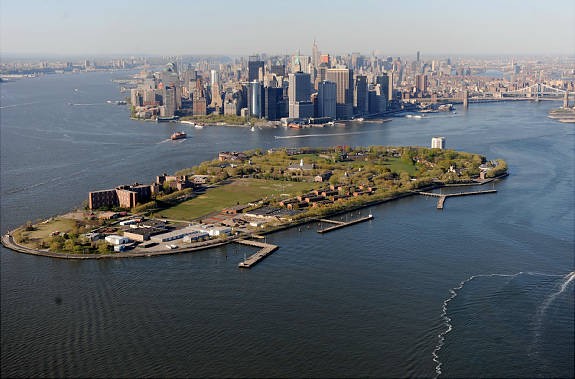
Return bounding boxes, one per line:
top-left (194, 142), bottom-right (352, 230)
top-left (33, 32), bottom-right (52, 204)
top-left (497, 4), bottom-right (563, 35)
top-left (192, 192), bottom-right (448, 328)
top-left (529, 271), bottom-right (575, 357)
top-left (275, 131), bottom-right (371, 139)
top-left (431, 271), bottom-right (566, 378)
top-left (0, 101), bottom-right (43, 109)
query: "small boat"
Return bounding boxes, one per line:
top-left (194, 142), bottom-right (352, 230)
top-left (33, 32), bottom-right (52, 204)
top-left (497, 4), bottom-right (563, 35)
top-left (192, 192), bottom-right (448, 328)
top-left (250, 126), bottom-right (255, 132)
top-left (195, 123), bottom-right (204, 129)
top-left (180, 120), bottom-right (195, 126)
top-left (170, 131), bottom-right (187, 140)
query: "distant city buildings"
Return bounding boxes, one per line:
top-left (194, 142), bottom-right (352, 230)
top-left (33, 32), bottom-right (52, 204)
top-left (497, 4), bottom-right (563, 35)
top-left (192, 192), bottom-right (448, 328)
top-left (12, 43), bottom-right (572, 125)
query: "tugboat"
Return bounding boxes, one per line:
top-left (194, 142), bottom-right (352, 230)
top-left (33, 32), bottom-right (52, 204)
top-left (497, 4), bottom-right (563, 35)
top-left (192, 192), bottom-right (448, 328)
top-left (170, 131), bottom-right (187, 140)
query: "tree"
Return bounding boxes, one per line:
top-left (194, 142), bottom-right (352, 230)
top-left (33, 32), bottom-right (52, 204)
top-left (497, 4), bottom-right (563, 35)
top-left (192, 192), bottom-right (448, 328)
top-left (97, 242), bottom-right (110, 254)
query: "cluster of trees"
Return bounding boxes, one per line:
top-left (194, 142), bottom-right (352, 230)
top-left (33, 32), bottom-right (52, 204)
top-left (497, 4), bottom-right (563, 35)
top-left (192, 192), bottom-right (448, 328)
top-left (173, 146), bottom-right (496, 196)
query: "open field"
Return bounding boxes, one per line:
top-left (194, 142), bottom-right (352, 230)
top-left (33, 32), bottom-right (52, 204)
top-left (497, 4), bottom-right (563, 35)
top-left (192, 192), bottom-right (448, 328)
top-left (15, 217), bottom-right (78, 248)
top-left (383, 157), bottom-right (418, 175)
top-left (157, 178), bottom-right (314, 221)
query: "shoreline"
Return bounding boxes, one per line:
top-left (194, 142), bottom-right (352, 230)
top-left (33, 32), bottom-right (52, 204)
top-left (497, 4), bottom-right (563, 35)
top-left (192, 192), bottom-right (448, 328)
top-left (1, 175), bottom-right (507, 260)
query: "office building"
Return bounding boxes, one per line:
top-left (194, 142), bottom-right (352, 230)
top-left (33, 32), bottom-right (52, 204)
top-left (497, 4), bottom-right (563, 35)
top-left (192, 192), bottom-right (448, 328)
top-left (317, 81), bottom-right (336, 119)
top-left (162, 85), bottom-right (177, 117)
top-left (376, 73), bottom-right (393, 103)
top-left (247, 81), bottom-right (263, 118)
top-left (326, 68), bottom-right (354, 119)
top-left (248, 56), bottom-right (264, 82)
top-left (416, 74), bottom-right (428, 94)
top-left (264, 87), bottom-right (283, 120)
top-left (431, 137), bottom-right (446, 149)
top-left (354, 75), bottom-right (368, 115)
top-left (288, 71), bottom-right (311, 119)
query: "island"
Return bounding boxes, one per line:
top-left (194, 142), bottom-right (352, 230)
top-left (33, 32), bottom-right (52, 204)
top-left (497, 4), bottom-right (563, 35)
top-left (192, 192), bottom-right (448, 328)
top-left (2, 145), bottom-right (508, 263)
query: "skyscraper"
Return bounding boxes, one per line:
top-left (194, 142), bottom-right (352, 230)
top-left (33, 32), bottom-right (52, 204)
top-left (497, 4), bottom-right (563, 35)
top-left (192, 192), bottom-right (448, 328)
top-left (248, 56), bottom-right (264, 82)
top-left (416, 74), bottom-right (428, 94)
top-left (354, 75), bottom-right (368, 115)
top-left (264, 87), bottom-right (283, 121)
top-left (326, 68), bottom-right (354, 119)
top-left (162, 85), bottom-right (177, 117)
top-left (376, 72), bottom-right (394, 103)
top-left (312, 39), bottom-right (320, 68)
top-left (288, 71), bottom-right (311, 119)
top-left (317, 81), bottom-right (336, 119)
top-left (247, 81), bottom-right (263, 118)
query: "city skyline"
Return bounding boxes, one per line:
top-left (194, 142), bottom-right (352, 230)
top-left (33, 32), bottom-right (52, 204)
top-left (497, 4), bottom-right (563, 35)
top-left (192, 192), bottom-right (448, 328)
top-left (1, 0), bottom-right (574, 57)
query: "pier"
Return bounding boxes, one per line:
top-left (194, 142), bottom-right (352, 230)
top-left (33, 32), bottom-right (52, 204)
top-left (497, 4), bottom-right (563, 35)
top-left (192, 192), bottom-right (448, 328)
top-left (317, 214), bottom-right (374, 233)
top-left (318, 219), bottom-right (345, 225)
top-left (419, 189), bottom-right (497, 209)
top-left (236, 239), bottom-right (279, 268)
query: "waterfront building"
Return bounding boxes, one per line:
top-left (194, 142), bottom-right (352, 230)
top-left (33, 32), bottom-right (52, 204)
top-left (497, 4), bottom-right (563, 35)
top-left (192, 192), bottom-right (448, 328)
top-left (291, 101), bottom-right (314, 119)
top-left (224, 99), bottom-right (239, 115)
top-left (326, 68), bottom-right (354, 119)
top-left (88, 184), bottom-right (152, 210)
top-left (378, 72), bottom-right (394, 102)
top-left (317, 81), bottom-right (337, 119)
top-left (162, 86), bottom-right (177, 117)
top-left (431, 136), bottom-right (446, 149)
top-left (288, 71), bottom-right (311, 118)
top-left (193, 96), bottom-right (207, 116)
top-left (264, 86), bottom-right (284, 121)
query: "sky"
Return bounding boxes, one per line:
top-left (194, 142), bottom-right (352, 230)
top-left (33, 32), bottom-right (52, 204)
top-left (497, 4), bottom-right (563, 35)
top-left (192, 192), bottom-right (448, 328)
top-left (1, 0), bottom-right (574, 57)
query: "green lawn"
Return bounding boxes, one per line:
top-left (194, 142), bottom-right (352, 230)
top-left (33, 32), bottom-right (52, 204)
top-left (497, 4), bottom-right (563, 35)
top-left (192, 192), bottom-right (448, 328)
top-left (157, 178), bottom-right (314, 221)
top-left (384, 157), bottom-right (418, 176)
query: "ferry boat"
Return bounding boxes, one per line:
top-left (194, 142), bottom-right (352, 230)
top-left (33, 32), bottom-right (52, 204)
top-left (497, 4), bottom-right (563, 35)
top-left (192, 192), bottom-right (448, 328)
top-left (170, 131), bottom-right (187, 140)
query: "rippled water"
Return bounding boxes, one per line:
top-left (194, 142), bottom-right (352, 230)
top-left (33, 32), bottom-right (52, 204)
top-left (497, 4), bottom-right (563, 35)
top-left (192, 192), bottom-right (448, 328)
top-left (1, 72), bottom-right (573, 377)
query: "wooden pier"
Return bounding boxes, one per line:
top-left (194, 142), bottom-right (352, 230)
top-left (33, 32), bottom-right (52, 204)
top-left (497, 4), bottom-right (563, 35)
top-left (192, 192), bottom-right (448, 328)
top-left (317, 214), bottom-right (374, 233)
top-left (419, 189), bottom-right (497, 209)
top-left (236, 239), bottom-right (279, 268)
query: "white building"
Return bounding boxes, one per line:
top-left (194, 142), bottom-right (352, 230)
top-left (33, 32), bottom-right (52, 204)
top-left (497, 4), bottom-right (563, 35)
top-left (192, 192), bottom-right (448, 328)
top-left (431, 137), bottom-right (446, 149)
top-left (150, 226), bottom-right (198, 243)
top-left (105, 235), bottom-right (130, 245)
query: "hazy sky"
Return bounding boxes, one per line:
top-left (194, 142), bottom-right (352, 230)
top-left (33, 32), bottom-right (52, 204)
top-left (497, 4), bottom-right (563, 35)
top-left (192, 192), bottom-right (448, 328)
top-left (1, 0), bottom-right (574, 57)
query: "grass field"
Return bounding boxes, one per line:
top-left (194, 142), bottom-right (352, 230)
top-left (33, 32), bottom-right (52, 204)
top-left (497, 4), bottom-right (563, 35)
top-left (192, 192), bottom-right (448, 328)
top-left (384, 157), bottom-right (418, 176)
top-left (17, 218), bottom-right (77, 247)
top-left (157, 178), bottom-right (314, 221)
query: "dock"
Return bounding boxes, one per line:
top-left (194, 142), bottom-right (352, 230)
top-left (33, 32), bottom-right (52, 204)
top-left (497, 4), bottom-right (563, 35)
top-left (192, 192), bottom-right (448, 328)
top-left (419, 189), bottom-right (497, 209)
top-left (318, 219), bottom-right (345, 225)
top-left (236, 239), bottom-right (279, 268)
top-left (317, 214), bottom-right (374, 233)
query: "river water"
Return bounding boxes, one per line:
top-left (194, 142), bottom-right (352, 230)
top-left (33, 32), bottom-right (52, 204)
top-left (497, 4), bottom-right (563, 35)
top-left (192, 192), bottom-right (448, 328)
top-left (1, 71), bottom-right (573, 378)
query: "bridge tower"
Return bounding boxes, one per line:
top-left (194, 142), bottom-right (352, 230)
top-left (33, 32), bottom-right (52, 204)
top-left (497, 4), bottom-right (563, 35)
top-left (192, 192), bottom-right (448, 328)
top-left (563, 91), bottom-right (570, 108)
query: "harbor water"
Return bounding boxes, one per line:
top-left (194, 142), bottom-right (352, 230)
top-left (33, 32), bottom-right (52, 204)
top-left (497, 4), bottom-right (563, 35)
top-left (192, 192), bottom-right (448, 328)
top-left (1, 72), bottom-right (573, 377)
